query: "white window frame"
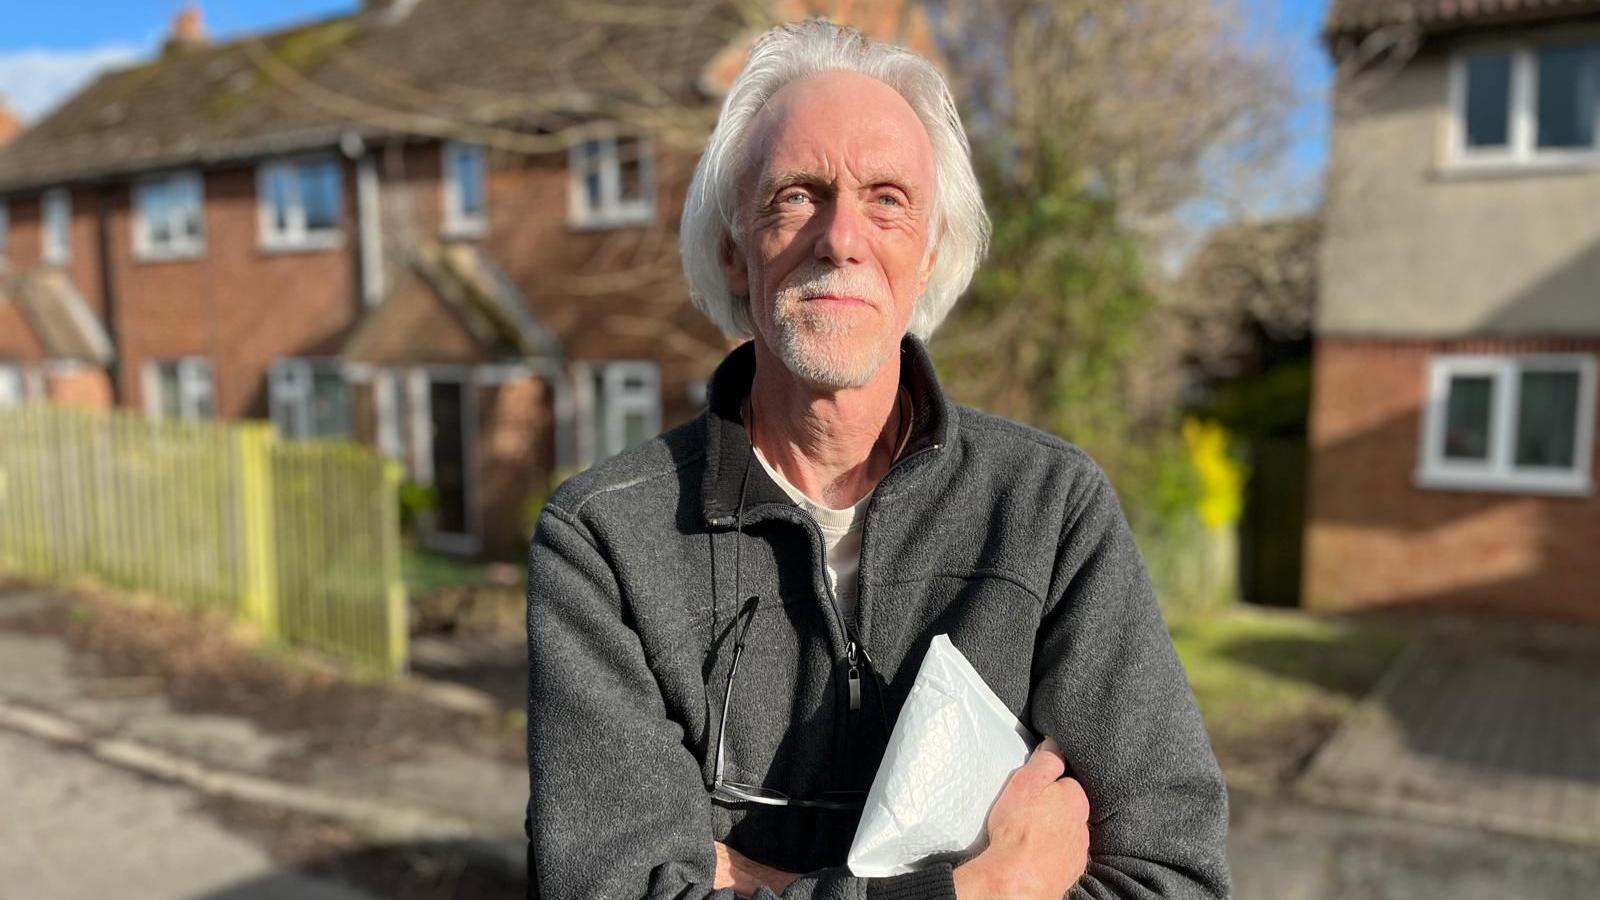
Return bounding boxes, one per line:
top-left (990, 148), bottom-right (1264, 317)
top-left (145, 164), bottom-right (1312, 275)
top-left (1416, 353), bottom-right (1597, 496)
top-left (143, 357), bottom-right (214, 422)
top-left (0, 362), bottom-right (27, 407)
top-left (567, 133), bottom-right (656, 229)
top-left (1448, 40), bottom-right (1600, 170)
top-left (269, 358), bottom-right (352, 440)
top-left (43, 188), bottom-right (70, 266)
top-left (441, 141), bottom-right (488, 237)
top-left (573, 360), bottom-right (661, 466)
top-left (257, 156), bottom-right (344, 252)
top-left (133, 170), bottom-right (206, 261)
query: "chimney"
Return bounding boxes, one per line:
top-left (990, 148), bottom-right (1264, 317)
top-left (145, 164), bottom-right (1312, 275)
top-left (363, 0), bottom-right (421, 25)
top-left (163, 4), bottom-right (208, 55)
top-left (0, 95), bottom-right (21, 147)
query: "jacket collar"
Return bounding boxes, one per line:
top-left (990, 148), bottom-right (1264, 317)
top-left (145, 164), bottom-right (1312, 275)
top-left (700, 331), bottom-right (957, 529)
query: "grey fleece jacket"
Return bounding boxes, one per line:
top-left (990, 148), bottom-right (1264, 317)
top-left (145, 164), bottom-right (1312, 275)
top-left (524, 332), bottom-right (1231, 899)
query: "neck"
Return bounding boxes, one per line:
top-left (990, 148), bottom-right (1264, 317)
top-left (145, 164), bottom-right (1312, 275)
top-left (746, 341), bottom-right (906, 510)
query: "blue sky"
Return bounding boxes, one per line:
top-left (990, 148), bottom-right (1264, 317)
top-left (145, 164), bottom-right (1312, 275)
top-left (0, 0), bottom-right (1334, 215)
top-left (0, 1), bottom-right (353, 119)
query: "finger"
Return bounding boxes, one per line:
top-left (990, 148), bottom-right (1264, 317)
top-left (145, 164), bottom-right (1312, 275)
top-left (999, 740), bottom-right (1065, 801)
top-left (1026, 736), bottom-right (1067, 780)
top-left (713, 842), bottom-right (737, 890)
top-left (1048, 775), bottom-right (1091, 818)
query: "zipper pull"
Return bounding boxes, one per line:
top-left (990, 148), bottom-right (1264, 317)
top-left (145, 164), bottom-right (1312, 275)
top-left (846, 640), bottom-right (861, 711)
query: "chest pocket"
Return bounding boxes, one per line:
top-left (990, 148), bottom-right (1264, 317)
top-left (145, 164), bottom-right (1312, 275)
top-left (872, 571), bottom-right (1044, 721)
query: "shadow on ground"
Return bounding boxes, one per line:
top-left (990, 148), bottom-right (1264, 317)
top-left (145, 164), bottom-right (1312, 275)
top-left (197, 839), bottom-right (526, 900)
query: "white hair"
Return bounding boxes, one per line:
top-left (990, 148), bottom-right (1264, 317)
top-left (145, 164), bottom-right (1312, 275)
top-left (679, 19), bottom-right (990, 342)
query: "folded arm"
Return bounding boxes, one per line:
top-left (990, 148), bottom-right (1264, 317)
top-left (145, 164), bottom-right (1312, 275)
top-left (1029, 461), bottom-right (1232, 899)
top-left (525, 503), bottom-right (957, 899)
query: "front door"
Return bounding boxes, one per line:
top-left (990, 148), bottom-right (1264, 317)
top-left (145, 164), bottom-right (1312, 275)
top-left (426, 373), bottom-right (474, 551)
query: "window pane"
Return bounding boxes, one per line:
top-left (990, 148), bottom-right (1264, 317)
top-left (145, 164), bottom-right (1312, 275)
top-left (158, 364), bottom-right (183, 421)
top-left (1442, 374), bottom-right (1494, 461)
top-left (458, 148), bottom-right (486, 217)
top-left (268, 168), bottom-right (292, 233)
top-left (1537, 44), bottom-right (1599, 149)
top-left (622, 410), bottom-right (651, 450)
top-left (187, 362), bottom-right (215, 421)
top-left (145, 185), bottom-right (173, 246)
top-left (1515, 370), bottom-right (1580, 468)
top-left (191, 385), bottom-right (215, 420)
top-left (617, 138), bottom-right (646, 204)
top-left (311, 369), bottom-right (352, 438)
top-left (301, 161), bottom-right (341, 232)
top-left (46, 192), bottom-right (70, 260)
top-left (179, 177), bottom-right (202, 241)
top-left (1465, 54), bottom-right (1512, 149)
top-left (581, 140), bottom-right (605, 210)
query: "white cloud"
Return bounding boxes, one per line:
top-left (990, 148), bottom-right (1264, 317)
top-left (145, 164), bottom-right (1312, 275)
top-left (0, 44), bottom-right (146, 123)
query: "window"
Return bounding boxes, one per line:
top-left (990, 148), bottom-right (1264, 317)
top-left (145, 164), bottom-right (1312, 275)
top-left (144, 358), bottom-right (215, 422)
top-left (134, 171), bottom-right (204, 260)
top-left (269, 358), bottom-right (353, 440)
top-left (568, 134), bottom-right (654, 228)
top-left (1463, 53), bottom-right (1512, 150)
top-left (1418, 355), bottom-right (1597, 495)
top-left (43, 188), bottom-right (70, 265)
top-left (258, 157), bottom-right (343, 250)
top-left (1452, 42), bottom-right (1600, 165)
top-left (576, 360), bottom-right (660, 466)
top-left (442, 142), bottom-right (488, 236)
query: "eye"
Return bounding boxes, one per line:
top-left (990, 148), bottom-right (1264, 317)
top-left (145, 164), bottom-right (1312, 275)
top-left (875, 193), bottom-right (903, 207)
top-left (779, 191), bottom-right (810, 206)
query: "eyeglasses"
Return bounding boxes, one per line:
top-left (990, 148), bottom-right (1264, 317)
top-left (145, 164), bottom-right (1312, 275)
top-left (709, 595), bottom-right (868, 811)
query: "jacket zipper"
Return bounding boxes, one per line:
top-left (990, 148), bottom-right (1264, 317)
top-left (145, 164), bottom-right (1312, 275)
top-left (713, 436), bottom-right (945, 771)
top-left (801, 438), bottom-right (944, 711)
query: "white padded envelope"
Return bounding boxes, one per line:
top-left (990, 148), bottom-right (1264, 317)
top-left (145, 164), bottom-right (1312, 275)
top-left (847, 633), bottom-right (1040, 876)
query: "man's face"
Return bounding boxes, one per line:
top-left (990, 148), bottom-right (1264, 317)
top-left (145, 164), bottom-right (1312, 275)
top-left (724, 70), bottom-right (937, 390)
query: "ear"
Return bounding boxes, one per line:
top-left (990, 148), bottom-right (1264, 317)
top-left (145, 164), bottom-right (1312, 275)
top-left (719, 233), bottom-right (750, 299)
top-left (915, 234), bottom-right (939, 297)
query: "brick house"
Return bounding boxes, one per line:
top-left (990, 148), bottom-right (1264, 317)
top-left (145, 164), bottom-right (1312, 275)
top-left (1307, 1), bottom-right (1600, 620)
top-left (0, 1), bottom-right (929, 557)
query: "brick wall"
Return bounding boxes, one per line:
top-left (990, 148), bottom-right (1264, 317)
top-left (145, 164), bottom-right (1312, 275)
top-left (45, 365), bottom-right (112, 409)
top-left (4, 162), bottom-right (360, 419)
top-left (1303, 336), bottom-right (1600, 621)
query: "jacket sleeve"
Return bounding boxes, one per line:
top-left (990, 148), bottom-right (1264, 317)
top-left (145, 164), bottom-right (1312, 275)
top-left (525, 503), bottom-right (958, 900)
top-left (1028, 460), bottom-right (1232, 900)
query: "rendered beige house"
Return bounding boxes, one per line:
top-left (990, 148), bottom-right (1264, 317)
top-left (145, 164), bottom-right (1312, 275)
top-left (1307, 0), bottom-right (1600, 619)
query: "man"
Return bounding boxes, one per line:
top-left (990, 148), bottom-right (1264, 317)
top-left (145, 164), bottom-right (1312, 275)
top-left (525, 19), bottom-right (1230, 900)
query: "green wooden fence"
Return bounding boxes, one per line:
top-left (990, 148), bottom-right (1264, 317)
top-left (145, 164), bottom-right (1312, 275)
top-left (0, 405), bottom-right (407, 673)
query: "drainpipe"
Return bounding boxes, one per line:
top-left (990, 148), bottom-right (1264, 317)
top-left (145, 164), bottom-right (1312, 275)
top-left (94, 185), bottom-right (122, 404)
top-left (356, 151), bottom-right (383, 308)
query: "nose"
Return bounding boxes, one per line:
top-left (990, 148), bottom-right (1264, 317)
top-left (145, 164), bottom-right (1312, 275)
top-left (813, 197), bottom-right (866, 267)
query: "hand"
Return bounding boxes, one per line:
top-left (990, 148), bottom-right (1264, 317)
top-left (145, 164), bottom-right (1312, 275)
top-left (952, 736), bottom-right (1090, 899)
top-left (714, 840), bottom-right (800, 897)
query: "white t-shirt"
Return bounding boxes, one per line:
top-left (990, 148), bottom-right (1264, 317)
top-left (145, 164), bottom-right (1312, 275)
top-left (746, 386), bottom-right (913, 628)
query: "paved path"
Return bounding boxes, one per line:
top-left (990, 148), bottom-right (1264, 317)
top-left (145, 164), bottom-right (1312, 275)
top-left (1230, 790), bottom-right (1600, 900)
top-left (1297, 616), bottom-right (1600, 847)
top-left (0, 587), bottom-right (527, 842)
top-left (0, 728), bottom-right (376, 900)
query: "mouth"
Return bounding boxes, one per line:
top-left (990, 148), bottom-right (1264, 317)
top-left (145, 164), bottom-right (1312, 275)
top-left (804, 294), bottom-right (872, 308)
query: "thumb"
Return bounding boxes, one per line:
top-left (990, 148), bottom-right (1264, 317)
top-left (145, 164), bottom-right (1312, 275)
top-left (1023, 735), bottom-right (1066, 781)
